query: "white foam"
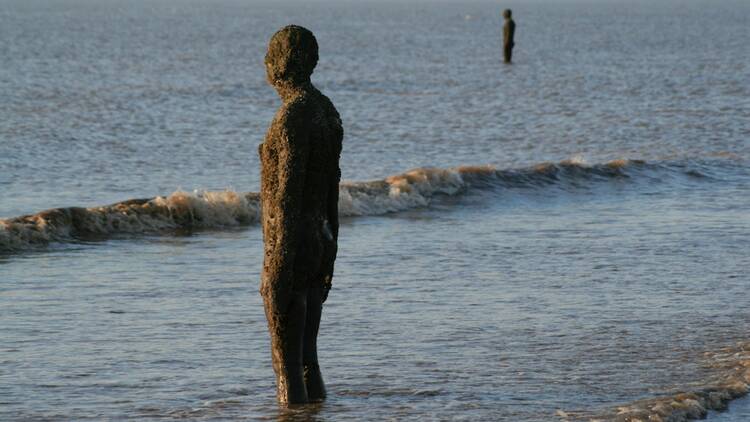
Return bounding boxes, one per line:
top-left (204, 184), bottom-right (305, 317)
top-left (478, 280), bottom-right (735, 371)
top-left (0, 219), bottom-right (56, 249)
top-left (589, 342), bottom-right (750, 422)
top-left (560, 155), bottom-right (588, 166)
top-left (1, 160), bottom-right (651, 251)
top-left (151, 190), bottom-right (261, 227)
top-left (0, 190), bottom-right (262, 251)
top-left (339, 167), bottom-right (475, 216)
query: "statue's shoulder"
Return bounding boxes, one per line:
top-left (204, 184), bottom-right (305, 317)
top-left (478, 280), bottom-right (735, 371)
top-left (281, 93), bottom-right (316, 117)
top-left (313, 91), bottom-right (342, 128)
top-left (274, 96), bottom-right (312, 135)
top-left (273, 95), bottom-right (316, 146)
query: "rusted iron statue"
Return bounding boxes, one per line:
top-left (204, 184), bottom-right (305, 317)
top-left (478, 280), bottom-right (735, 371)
top-left (258, 25), bottom-right (343, 406)
top-left (503, 9), bottom-right (516, 63)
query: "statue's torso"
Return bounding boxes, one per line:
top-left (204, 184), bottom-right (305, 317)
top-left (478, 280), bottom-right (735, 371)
top-left (504, 19), bottom-right (516, 45)
top-left (259, 87), bottom-right (343, 287)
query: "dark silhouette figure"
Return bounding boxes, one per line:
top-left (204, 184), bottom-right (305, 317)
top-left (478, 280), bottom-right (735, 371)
top-left (503, 9), bottom-right (516, 63)
top-left (258, 25), bottom-right (343, 406)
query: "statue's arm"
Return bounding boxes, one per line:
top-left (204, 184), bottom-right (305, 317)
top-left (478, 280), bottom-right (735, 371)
top-left (329, 128), bottom-right (343, 241)
top-left (329, 167), bottom-right (341, 239)
top-left (261, 107), bottom-right (311, 315)
top-left (322, 125), bottom-right (343, 302)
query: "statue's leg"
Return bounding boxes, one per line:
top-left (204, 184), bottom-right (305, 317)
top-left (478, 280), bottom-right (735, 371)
top-left (263, 290), bottom-right (308, 405)
top-left (303, 286), bottom-right (326, 401)
top-left (504, 44), bottom-right (512, 63)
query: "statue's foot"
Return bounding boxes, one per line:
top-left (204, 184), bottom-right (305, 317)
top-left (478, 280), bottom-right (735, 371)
top-left (304, 364), bottom-right (326, 402)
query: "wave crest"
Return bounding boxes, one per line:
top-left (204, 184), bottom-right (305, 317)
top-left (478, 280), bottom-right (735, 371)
top-left (589, 342), bottom-right (750, 421)
top-left (0, 157), bottom-right (720, 251)
top-left (340, 166), bottom-right (483, 216)
top-left (0, 191), bottom-right (261, 251)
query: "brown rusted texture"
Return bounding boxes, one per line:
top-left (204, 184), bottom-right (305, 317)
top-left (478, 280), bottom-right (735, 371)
top-left (258, 25), bottom-right (343, 406)
top-left (503, 9), bottom-right (516, 63)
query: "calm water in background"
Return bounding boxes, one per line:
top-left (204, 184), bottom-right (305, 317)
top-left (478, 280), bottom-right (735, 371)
top-left (1, 0), bottom-right (749, 420)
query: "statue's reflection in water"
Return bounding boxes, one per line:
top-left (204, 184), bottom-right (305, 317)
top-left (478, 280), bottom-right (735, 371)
top-left (274, 401), bottom-right (324, 422)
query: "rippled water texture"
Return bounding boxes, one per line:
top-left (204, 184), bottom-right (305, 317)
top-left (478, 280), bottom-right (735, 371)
top-left (1, 0), bottom-right (749, 421)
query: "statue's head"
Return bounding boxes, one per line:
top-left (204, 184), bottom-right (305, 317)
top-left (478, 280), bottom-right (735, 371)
top-left (265, 25), bottom-right (319, 89)
top-left (503, 9), bottom-right (512, 19)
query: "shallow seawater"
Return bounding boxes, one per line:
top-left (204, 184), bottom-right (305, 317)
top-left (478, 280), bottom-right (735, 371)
top-left (3, 161), bottom-right (749, 421)
top-left (1, 0), bottom-right (749, 421)
top-left (711, 396), bottom-right (750, 421)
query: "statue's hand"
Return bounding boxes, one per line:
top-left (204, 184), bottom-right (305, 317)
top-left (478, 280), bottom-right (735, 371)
top-left (320, 240), bottom-right (337, 304)
top-left (321, 274), bottom-right (333, 303)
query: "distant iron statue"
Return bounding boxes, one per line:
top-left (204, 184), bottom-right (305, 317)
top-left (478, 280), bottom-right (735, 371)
top-left (258, 25), bottom-right (343, 406)
top-left (502, 9), bottom-right (516, 63)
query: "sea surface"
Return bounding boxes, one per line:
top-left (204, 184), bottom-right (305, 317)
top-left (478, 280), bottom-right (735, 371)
top-left (1, 0), bottom-right (749, 420)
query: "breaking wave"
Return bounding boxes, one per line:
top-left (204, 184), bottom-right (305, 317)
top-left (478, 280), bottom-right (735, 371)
top-left (0, 158), bottom-right (726, 251)
top-left (0, 191), bottom-right (261, 251)
top-left (586, 342), bottom-right (750, 422)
